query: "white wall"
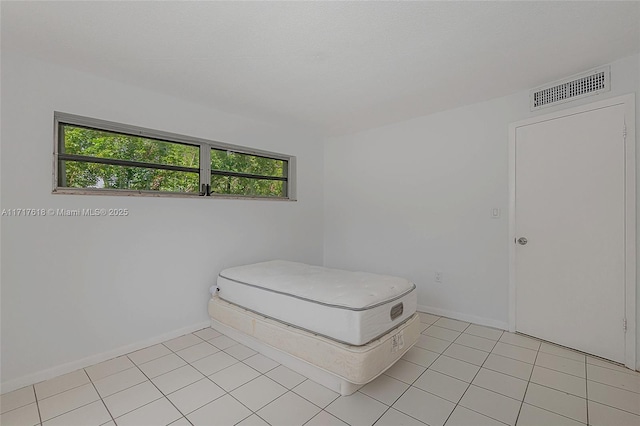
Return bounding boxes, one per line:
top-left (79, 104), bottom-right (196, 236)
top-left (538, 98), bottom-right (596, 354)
top-left (324, 54), bottom-right (640, 367)
top-left (0, 51), bottom-right (324, 391)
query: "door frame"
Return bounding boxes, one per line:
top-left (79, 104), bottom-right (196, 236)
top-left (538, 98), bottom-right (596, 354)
top-left (508, 93), bottom-right (637, 369)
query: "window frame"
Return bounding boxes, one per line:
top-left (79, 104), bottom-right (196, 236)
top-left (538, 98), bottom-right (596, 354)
top-left (53, 112), bottom-right (297, 200)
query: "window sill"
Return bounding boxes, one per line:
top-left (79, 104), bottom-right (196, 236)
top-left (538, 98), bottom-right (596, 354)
top-left (52, 188), bottom-right (296, 201)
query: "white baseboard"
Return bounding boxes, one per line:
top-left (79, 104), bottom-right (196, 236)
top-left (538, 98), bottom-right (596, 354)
top-left (0, 321), bottom-right (210, 395)
top-left (417, 304), bottom-right (508, 331)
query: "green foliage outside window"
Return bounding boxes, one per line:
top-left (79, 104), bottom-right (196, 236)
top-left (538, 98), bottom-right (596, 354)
top-left (62, 126), bottom-right (200, 192)
top-left (210, 148), bottom-right (286, 197)
top-left (59, 124), bottom-right (288, 197)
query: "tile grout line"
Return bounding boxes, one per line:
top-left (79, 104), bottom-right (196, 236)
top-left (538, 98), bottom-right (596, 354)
top-left (162, 334), bottom-right (208, 353)
top-left (516, 345), bottom-right (638, 423)
top-left (526, 366), bottom-right (585, 380)
top-left (586, 359), bottom-right (640, 376)
top-left (426, 365), bottom-right (521, 397)
top-left (585, 356), bottom-right (589, 426)
top-left (513, 338), bottom-right (541, 425)
top-left (440, 327), bottom-right (506, 426)
top-left (137, 363), bottom-right (189, 387)
top-left (169, 337), bottom-right (260, 423)
top-left (85, 357), bottom-right (137, 381)
top-left (584, 383), bottom-right (640, 414)
top-left (35, 376), bottom-right (106, 425)
top-left (243, 389), bottom-right (318, 426)
top-left (290, 380), bottom-right (340, 414)
top-left (36, 397), bottom-right (100, 424)
top-left (230, 400), bottom-right (270, 426)
top-left (369, 317), bottom-right (454, 426)
top-left (169, 341), bottom-right (222, 369)
top-left (168, 347), bottom-right (272, 421)
top-left (33, 378), bottom-right (90, 405)
top-left (307, 317), bottom-right (456, 426)
top-left (121, 354), bottom-right (189, 424)
top-left (520, 381), bottom-right (586, 400)
top-left (82, 367), bottom-right (118, 426)
top-left (397, 319), bottom-right (510, 425)
top-left (520, 386), bottom-right (595, 424)
top-left (541, 338), bottom-right (638, 375)
top-left (301, 409), bottom-right (324, 426)
top-left (437, 322), bottom-right (482, 425)
top-left (168, 376), bottom-right (223, 422)
top-left (157, 335), bottom-right (243, 375)
top-left (32, 385), bottom-right (43, 426)
top-left (584, 374), bottom-right (640, 394)
top-left (0, 399), bottom-right (35, 418)
top-left (404, 328), bottom-right (506, 374)
top-left (373, 320), bottom-right (475, 426)
top-left (224, 374), bottom-right (285, 424)
top-left (89, 367), bottom-right (147, 400)
top-left (180, 346), bottom-right (295, 424)
top-left (540, 348), bottom-right (591, 363)
top-left (481, 359), bottom-right (532, 381)
top-left (521, 403), bottom-right (590, 425)
top-left (454, 338), bottom-right (499, 352)
top-left (174, 348), bottom-right (221, 365)
top-left (299, 387), bottom-right (350, 426)
top-left (584, 401), bottom-right (640, 420)
top-left (489, 345), bottom-right (540, 366)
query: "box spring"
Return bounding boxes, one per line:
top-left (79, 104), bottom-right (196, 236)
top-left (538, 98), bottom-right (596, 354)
top-left (208, 296), bottom-right (420, 395)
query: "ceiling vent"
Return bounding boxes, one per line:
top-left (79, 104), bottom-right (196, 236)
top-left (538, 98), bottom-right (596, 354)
top-left (530, 66), bottom-right (610, 111)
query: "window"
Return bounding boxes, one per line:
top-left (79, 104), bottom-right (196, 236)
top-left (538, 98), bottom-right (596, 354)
top-left (210, 148), bottom-right (287, 197)
top-left (54, 112), bottom-right (296, 200)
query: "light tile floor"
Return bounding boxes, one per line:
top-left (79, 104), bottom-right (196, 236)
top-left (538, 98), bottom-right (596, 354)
top-left (1, 313), bottom-right (639, 426)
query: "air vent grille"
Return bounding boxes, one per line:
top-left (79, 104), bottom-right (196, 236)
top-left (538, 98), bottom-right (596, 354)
top-left (530, 66), bottom-right (610, 111)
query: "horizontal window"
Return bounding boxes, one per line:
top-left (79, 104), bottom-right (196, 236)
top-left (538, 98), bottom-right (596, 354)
top-left (54, 112), bottom-right (296, 200)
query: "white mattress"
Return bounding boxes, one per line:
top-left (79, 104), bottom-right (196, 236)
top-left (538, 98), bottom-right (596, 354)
top-left (215, 260), bottom-right (417, 345)
top-left (209, 296), bottom-right (421, 393)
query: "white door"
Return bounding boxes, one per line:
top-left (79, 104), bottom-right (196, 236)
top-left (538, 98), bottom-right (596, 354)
top-left (515, 103), bottom-right (627, 363)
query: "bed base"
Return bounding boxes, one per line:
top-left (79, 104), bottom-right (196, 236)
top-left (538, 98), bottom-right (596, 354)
top-left (208, 296), bottom-right (420, 395)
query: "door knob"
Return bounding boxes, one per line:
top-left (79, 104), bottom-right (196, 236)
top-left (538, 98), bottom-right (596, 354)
top-left (517, 237), bottom-right (528, 245)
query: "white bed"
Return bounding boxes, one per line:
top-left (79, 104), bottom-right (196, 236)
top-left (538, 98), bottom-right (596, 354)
top-left (214, 260), bottom-right (417, 345)
top-left (208, 260), bottom-right (420, 395)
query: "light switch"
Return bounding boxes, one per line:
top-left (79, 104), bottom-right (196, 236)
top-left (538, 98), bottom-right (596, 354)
top-left (491, 208), bottom-right (501, 218)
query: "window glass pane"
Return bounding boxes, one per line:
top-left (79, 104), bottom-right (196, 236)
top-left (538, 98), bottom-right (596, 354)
top-left (62, 124), bottom-right (199, 168)
top-left (211, 175), bottom-right (285, 197)
top-left (60, 160), bottom-right (199, 192)
top-left (211, 148), bottom-right (286, 178)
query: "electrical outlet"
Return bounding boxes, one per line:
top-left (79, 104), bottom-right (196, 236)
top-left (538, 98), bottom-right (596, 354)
top-left (435, 271), bottom-right (443, 283)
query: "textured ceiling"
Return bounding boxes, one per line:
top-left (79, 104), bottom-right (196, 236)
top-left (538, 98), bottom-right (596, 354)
top-left (2, 1), bottom-right (639, 136)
